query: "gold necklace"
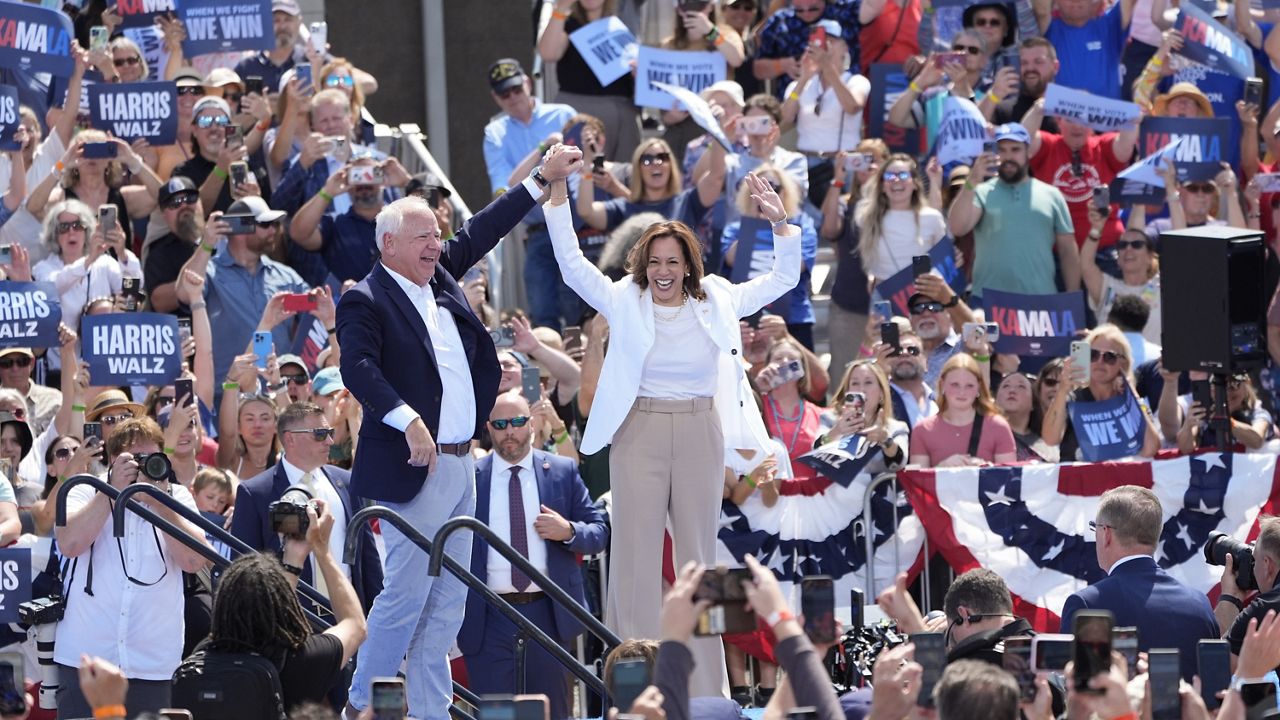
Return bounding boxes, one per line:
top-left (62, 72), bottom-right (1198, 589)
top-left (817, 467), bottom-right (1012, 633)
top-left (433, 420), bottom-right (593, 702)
top-left (653, 292), bottom-right (688, 323)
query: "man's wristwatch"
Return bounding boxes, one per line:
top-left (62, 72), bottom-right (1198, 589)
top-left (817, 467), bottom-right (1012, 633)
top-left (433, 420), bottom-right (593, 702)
top-left (531, 168), bottom-right (549, 188)
top-left (941, 295), bottom-right (959, 308)
top-left (281, 562), bottom-right (304, 577)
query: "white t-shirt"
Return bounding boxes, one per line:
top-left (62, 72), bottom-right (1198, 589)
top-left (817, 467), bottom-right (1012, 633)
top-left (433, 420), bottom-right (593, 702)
top-left (1093, 273), bottom-right (1162, 346)
top-left (637, 300), bottom-right (719, 399)
top-left (0, 132), bottom-right (66, 262)
top-left (788, 72), bottom-right (871, 154)
top-left (860, 206), bottom-right (948, 281)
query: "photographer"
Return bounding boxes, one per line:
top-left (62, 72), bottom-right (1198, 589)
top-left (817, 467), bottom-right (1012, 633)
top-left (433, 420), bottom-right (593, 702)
top-left (52, 417), bottom-right (212, 718)
top-left (1219, 517), bottom-right (1280, 672)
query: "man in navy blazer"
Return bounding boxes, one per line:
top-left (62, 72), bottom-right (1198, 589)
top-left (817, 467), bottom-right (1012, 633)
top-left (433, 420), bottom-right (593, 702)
top-left (230, 402), bottom-right (383, 611)
top-left (459, 391), bottom-right (607, 720)
top-left (339, 145), bottom-right (582, 720)
top-left (1059, 485), bottom-right (1218, 680)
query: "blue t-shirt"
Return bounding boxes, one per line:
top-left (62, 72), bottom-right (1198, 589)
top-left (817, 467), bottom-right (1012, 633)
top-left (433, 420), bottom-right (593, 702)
top-left (1046, 2), bottom-right (1126, 99)
top-left (601, 188), bottom-right (711, 234)
top-left (318, 209), bottom-right (378, 282)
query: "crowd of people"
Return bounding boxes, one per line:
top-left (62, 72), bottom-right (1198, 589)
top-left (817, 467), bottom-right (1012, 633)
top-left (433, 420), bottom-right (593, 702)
top-left (4, 0), bottom-right (1280, 718)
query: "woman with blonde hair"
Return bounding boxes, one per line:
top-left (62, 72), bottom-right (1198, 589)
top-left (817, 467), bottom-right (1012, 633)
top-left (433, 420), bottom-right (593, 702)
top-left (823, 359), bottom-right (908, 474)
top-left (1042, 324), bottom-right (1160, 460)
top-left (909, 353), bottom-right (1017, 468)
top-left (854, 152), bottom-right (947, 285)
top-left (578, 137), bottom-right (726, 236)
top-left (722, 164), bottom-right (818, 346)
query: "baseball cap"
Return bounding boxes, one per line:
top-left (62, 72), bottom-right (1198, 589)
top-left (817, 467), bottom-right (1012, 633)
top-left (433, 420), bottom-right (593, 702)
top-left (159, 176), bottom-right (198, 206)
top-left (488, 58), bottom-right (527, 93)
top-left (0, 348), bottom-right (34, 359)
top-left (701, 80), bottom-right (745, 108)
top-left (993, 123), bottom-right (1030, 145)
top-left (193, 96), bottom-right (232, 118)
top-left (276, 354), bottom-right (309, 378)
top-left (272, 0), bottom-right (302, 16)
top-left (312, 367), bottom-right (344, 397)
top-left (234, 195), bottom-right (287, 224)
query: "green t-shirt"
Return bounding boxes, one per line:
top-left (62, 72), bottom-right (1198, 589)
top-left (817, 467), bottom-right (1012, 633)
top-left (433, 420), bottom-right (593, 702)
top-left (969, 177), bottom-right (1074, 300)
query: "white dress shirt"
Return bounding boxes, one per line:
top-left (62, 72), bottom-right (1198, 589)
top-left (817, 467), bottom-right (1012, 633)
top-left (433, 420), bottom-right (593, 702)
top-left (378, 264), bottom-right (476, 444)
top-left (1107, 553), bottom-right (1151, 575)
top-left (281, 457), bottom-right (350, 580)
top-left (486, 451), bottom-right (548, 593)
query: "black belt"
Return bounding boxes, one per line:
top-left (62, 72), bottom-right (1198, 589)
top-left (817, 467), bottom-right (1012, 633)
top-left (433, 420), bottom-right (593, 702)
top-left (437, 442), bottom-right (471, 457)
top-left (499, 591), bottom-right (545, 605)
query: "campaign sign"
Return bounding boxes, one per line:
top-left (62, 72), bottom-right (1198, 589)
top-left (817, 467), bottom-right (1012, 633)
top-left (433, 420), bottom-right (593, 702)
top-left (179, 0), bottom-right (274, 56)
top-left (0, 85), bottom-right (18, 152)
top-left (1174, 5), bottom-right (1254, 80)
top-left (0, 283), bottom-right (61, 349)
top-left (730, 217), bottom-right (775, 283)
top-left (1138, 116), bottom-right (1229, 182)
top-left (1109, 177), bottom-right (1166, 206)
top-left (89, 81), bottom-right (178, 144)
top-left (1068, 385), bottom-right (1146, 462)
top-left (874, 237), bottom-right (966, 317)
top-left (0, 2), bottom-right (76, 77)
top-left (569, 16), bottom-right (638, 86)
top-left (114, 0), bottom-right (176, 29)
top-left (0, 548), bottom-right (32, 623)
top-left (936, 95), bottom-right (986, 166)
top-left (983, 289), bottom-right (1085, 359)
top-left (83, 313), bottom-right (181, 386)
top-left (123, 25), bottom-right (170, 81)
top-left (1043, 84), bottom-right (1142, 132)
top-left (868, 63), bottom-right (921, 155)
top-left (1255, 173), bottom-right (1280, 193)
top-left (652, 81), bottom-right (733, 152)
top-left (795, 434), bottom-right (881, 488)
top-left (634, 47), bottom-right (725, 109)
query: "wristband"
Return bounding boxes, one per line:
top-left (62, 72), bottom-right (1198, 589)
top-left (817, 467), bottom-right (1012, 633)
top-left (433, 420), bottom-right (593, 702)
top-left (554, 430), bottom-right (570, 445)
top-left (832, 180), bottom-right (845, 190)
top-left (255, 118), bottom-right (272, 132)
top-left (536, 142), bottom-right (548, 155)
top-left (963, 180), bottom-right (975, 191)
top-left (281, 562), bottom-right (304, 577)
top-left (1218, 593), bottom-right (1244, 610)
top-left (200, 241), bottom-right (216, 254)
top-left (92, 706), bottom-right (127, 720)
top-left (190, 301), bottom-right (206, 311)
top-left (909, 80), bottom-right (923, 94)
top-left (988, 93), bottom-right (1001, 104)
top-left (765, 610), bottom-right (795, 629)
top-left (551, 9), bottom-right (569, 20)
top-left (164, 446), bottom-right (177, 455)
top-left (72, 404), bottom-right (86, 412)
top-left (742, 473), bottom-right (757, 489)
top-left (318, 189), bottom-right (333, 203)
top-left (1150, 57), bottom-right (1164, 67)
top-left (787, 91), bottom-right (800, 101)
top-left (713, 34), bottom-right (726, 47)
top-left (326, 326), bottom-right (337, 335)
top-left (705, 27), bottom-right (720, 41)
top-left (212, 166), bottom-right (228, 180)
top-left (973, 354), bottom-right (991, 362)
top-left (222, 381), bottom-right (240, 391)
top-left (770, 216), bottom-right (788, 229)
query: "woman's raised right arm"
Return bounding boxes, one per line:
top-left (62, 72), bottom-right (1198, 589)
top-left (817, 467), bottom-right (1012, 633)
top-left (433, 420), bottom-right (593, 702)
top-left (546, 181), bottom-right (615, 317)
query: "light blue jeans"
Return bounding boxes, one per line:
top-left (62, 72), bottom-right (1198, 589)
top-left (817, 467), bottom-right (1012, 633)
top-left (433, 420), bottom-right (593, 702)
top-left (348, 453), bottom-right (476, 720)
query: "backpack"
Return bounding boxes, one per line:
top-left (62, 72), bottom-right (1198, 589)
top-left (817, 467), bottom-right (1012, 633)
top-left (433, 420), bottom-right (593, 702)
top-left (170, 640), bottom-right (288, 720)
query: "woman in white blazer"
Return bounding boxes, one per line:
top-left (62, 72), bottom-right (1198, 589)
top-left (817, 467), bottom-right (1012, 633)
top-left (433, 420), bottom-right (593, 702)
top-left (545, 163), bottom-right (801, 697)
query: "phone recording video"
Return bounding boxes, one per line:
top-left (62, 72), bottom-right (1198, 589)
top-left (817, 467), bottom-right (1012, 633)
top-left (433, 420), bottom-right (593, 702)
top-left (371, 677), bottom-right (405, 720)
top-left (1197, 639), bottom-right (1231, 711)
top-left (1002, 636), bottom-right (1036, 702)
top-left (611, 657), bottom-right (651, 712)
top-left (1031, 633), bottom-right (1072, 671)
top-left (801, 575), bottom-right (836, 644)
top-left (1071, 610), bottom-right (1112, 693)
top-left (1148, 649), bottom-right (1181, 720)
top-left (912, 632), bottom-right (946, 707)
top-left (693, 567), bottom-right (755, 635)
top-left (911, 255), bottom-right (932, 278)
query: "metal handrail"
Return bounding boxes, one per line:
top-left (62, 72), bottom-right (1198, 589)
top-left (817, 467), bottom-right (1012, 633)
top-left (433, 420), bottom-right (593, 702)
top-left (862, 472), bottom-right (901, 602)
top-left (343, 507), bottom-right (610, 697)
top-left (427, 516), bottom-right (621, 649)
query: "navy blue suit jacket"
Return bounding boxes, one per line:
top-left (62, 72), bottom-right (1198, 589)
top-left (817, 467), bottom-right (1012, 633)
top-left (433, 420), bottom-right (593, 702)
top-left (1059, 556), bottom-right (1219, 679)
top-left (456, 450), bottom-right (608, 656)
top-left (230, 462), bottom-right (384, 612)
top-left (336, 185), bottom-right (536, 503)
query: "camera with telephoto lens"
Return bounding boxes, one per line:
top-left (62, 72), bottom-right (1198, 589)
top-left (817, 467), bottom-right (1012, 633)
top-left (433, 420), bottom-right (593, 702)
top-left (833, 621), bottom-right (906, 691)
top-left (269, 485), bottom-right (315, 539)
top-left (17, 596), bottom-right (64, 626)
top-left (133, 453), bottom-right (173, 482)
top-left (1204, 531), bottom-right (1257, 591)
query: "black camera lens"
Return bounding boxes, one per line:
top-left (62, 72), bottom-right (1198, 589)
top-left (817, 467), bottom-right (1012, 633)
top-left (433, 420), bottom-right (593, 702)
top-left (134, 452), bottom-right (172, 482)
top-left (1204, 531), bottom-right (1256, 591)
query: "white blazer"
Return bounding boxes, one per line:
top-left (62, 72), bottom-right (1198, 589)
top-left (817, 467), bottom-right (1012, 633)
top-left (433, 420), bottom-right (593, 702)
top-left (545, 199), bottom-right (802, 455)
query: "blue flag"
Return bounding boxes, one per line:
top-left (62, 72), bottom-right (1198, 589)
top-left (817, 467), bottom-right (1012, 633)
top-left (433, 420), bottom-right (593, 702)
top-left (1174, 5), bottom-right (1255, 79)
top-left (88, 81), bottom-right (178, 145)
top-left (0, 85), bottom-right (17, 151)
top-left (983, 289), bottom-right (1086, 359)
top-left (83, 313), bottom-right (181, 386)
top-left (178, 0), bottom-right (274, 57)
top-left (114, 0), bottom-right (177, 29)
top-left (1068, 386), bottom-right (1146, 461)
top-left (874, 237), bottom-right (967, 317)
top-left (0, 3), bottom-right (76, 77)
top-left (0, 282), bottom-right (61, 350)
top-left (0, 548), bottom-right (31, 623)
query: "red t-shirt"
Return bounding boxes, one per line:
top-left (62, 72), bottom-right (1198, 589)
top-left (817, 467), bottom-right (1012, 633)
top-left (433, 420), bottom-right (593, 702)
top-left (1030, 132), bottom-right (1128, 247)
top-left (908, 412), bottom-right (1017, 466)
top-left (762, 397), bottom-right (825, 494)
top-left (859, 0), bottom-right (921, 66)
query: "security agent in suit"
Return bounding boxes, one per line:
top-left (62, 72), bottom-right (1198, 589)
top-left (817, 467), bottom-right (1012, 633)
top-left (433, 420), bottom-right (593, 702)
top-left (1059, 485), bottom-right (1218, 680)
top-left (458, 391), bottom-right (608, 720)
top-left (338, 145), bottom-right (581, 720)
top-left (1218, 517), bottom-right (1280, 673)
top-left (230, 401), bottom-right (383, 611)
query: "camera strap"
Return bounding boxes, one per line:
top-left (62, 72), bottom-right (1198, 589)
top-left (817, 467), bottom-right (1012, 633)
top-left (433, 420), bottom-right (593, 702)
top-left (114, 526), bottom-right (169, 588)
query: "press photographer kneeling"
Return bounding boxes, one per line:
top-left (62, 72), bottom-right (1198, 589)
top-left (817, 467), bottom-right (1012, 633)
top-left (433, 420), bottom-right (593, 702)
top-left (53, 418), bottom-right (212, 719)
top-left (1209, 518), bottom-right (1280, 672)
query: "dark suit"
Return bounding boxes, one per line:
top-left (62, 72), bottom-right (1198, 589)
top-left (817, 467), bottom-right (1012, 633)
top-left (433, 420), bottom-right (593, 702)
top-left (230, 462), bottom-right (383, 611)
top-left (1059, 556), bottom-right (1219, 679)
top-left (458, 450), bottom-right (608, 720)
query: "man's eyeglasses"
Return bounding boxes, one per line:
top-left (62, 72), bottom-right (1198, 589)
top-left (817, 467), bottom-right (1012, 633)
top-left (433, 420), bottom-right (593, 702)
top-left (286, 427), bottom-right (335, 441)
top-left (640, 152), bottom-right (671, 166)
top-left (1090, 349), bottom-right (1121, 365)
top-left (972, 16), bottom-right (1004, 26)
top-left (194, 114), bottom-right (232, 129)
top-left (163, 194), bottom-right (199, 210)
top-left (1114, 239), bottom-right (1148, 251)
top-left (1088, 520), bottom-right (1113, 533)
top-left (113, 56), bottom-right (141, 67)
top-left (282, 374), bottom-right (309, 385)
top-left (883, 170), bottom-right (912, 183)
top-left (177, 86), bottom-right (206, 97)
top-left (496, 85), bottom-right (525, 100)
top-left (909, 301), bottom-right (945, 315)
top-left (1184, 183), bottom-right (1215, 194)
top-left (54, 446), bottom-right (79, 460)
top-left (325, 75), bottom-right (355, 88)
top-left (951, 44), bottom-right (982, 54)
top-left (489, 416), bottom-right (530, 430)
top-left (56, 221), bottom-right (86, 234)
top-left (0, 356), bottom-right (31, 370)
top-left (99, 412), bottom-right (135, 426)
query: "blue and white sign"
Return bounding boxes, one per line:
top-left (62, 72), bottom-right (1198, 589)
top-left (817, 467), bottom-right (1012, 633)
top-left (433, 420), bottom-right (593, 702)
top-left (569, 16), bottom-right (638, 86)
top-left (0, 85), bottom-right (18, 152)
top-left (0, 3), bottom-right (76, 77)
top-left (1043, 83), bottom-right (1142, 132)
top-left (1138, 116), bottom-right (1229, 182)
top-left (1069, 386), bottom-right (1146, 462)
top-left (652, 80), bottom-right (733, 152)
top-left (936, 95), bottom-right (987, 166)
top-left (874, 237), bottom-right (967, 317)
top-left (0, 548), bottom-right (31, 624)
top-left (1174, 5), bottom-right (1255, 80)
top-left (634, 47), bottom-right (725, 109)
top-left (83, 313), bottom-right (181, 386)
top-left (1117, 136), bottom-right (1182, 187)
top-left (114, 0), bottom-right (176, 29)
top-left (178, 0), bottom-right (274, 56)
top-left (795, 434), bottom-right (882, 488)
top-left (983, 289), bottom-right (1086, 359)
top-left (0, 283), bottom-right (61, 349)
top-left (88, 81), bottom-right (178, 145)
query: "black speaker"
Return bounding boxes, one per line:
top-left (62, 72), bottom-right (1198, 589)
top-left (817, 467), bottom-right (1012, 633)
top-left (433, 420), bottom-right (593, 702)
top-left (1159, 225), bottom-right (1266, 373)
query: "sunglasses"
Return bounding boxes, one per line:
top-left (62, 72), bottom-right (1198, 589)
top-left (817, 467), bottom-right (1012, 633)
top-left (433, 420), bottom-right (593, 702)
top-left (794, 4), bottom-right (824, 13)
top-left (0, 356), bottom-right (31, 369)
top-left (1040, 377), bottom-right (1060, 387)
top-left (164, 194), bottom-right (199, 210)
top-left (286, 427), bottom-right (335, 441)
top-left (223, 91), bottom-right (243, 105)
top-left (54, 446), bottom-right (79, 460)
top-left (640, 152), bottom-right (671, 166)
top-left (57, 220), bottom-right (86, 234)
top-left (100, 412), bottom-right (135, 426)
top-left (972, 16), bottom-right (1004, 26)
top-left (325, 75), bottom-right (355, 88)
top-left (1114, 239), bottom-right (1148, 251)
top-left (1229, 375), bottom-right (1249, 388)
top-left (1090, 349), bottom-right (1121, 365)
top-left (489, 416), bottom-right (530, 430)
top-left (909, 301), bottom-right (945, 314)
top-left (282, 374), bottom-right (309, 385)
top-left (883, 170), bottom-right (912, 183)
top-left (195, 114), bottom-right (232, 129)
top-left (113, 56), bottom-right (141, 67)
top-left (897, 346), bottom-right (923, 356)
top-left (951, 44), bottom-right (982, 54)
top-left (496, 85), bottom-right (525, 100)
top-left (1184, 183), bottom-right (1215, 194)
top-left (177, 86), bottom-right (206, 97)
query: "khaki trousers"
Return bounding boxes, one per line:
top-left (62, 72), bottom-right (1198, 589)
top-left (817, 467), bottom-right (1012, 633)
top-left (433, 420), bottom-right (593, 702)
top-left (606, 397), bottom-right (729, 698)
